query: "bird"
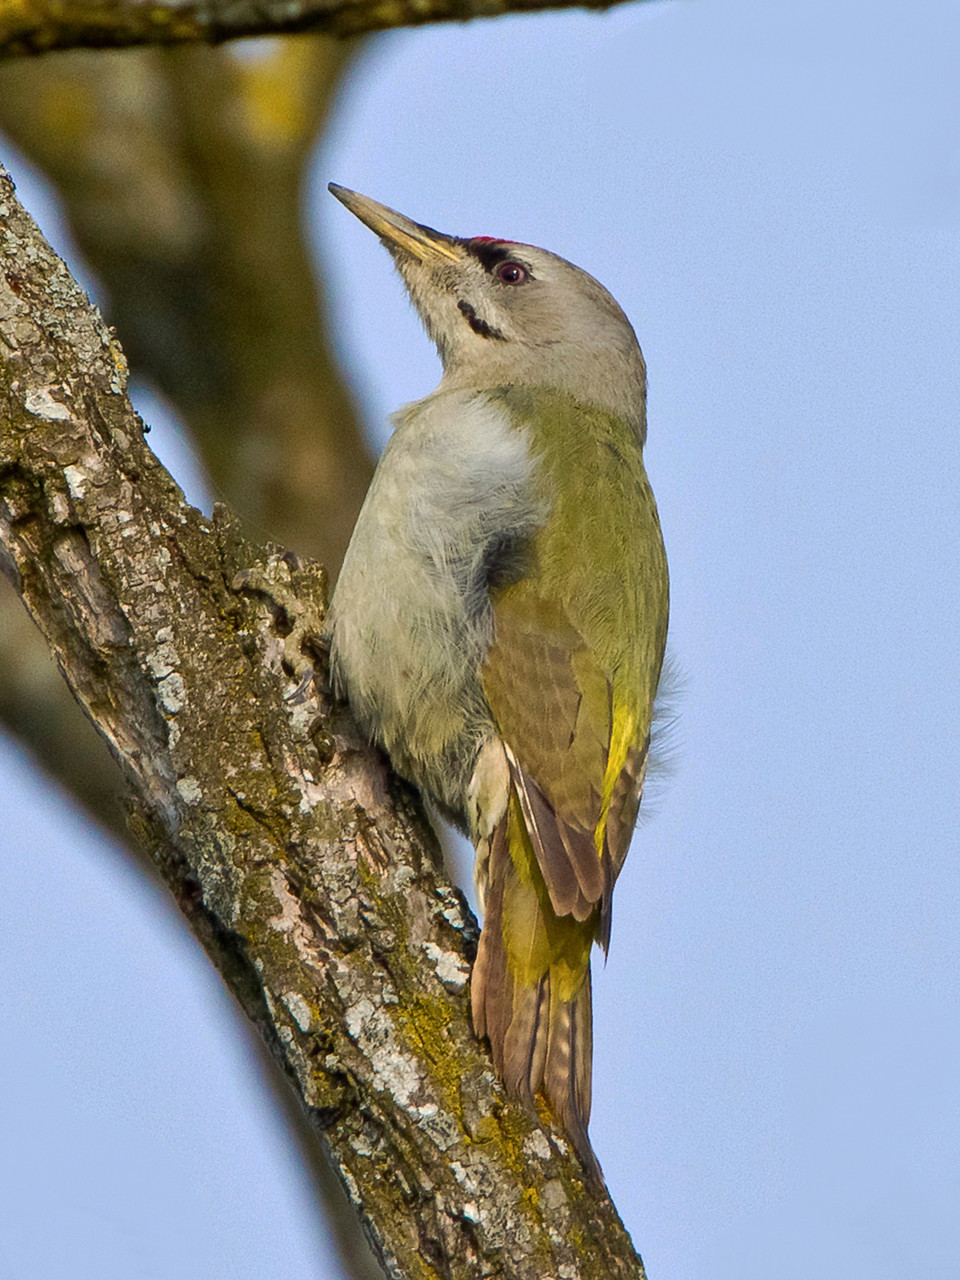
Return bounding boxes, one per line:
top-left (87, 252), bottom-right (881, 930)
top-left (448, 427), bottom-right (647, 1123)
top-left (326, 184), bottom-right (669, 1179)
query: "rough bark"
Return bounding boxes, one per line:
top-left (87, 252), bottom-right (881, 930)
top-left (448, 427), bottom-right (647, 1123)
top-left (0, 0), bottom-right (647, 60)
top-left (0, 165), bottom-right (646, 1279)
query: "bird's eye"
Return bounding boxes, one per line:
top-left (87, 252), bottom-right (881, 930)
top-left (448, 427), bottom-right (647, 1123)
top-left (497, 262), bottom-right (527, 285)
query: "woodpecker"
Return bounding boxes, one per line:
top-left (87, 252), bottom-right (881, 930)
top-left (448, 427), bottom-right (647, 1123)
top-left (327, 185), bottom-right (669, 1177)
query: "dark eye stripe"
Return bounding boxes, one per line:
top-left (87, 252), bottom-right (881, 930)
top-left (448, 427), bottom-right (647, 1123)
top-left (465, 239), bottom-right (522, 274)
top-left (463, 240), bottom-right (537, 282)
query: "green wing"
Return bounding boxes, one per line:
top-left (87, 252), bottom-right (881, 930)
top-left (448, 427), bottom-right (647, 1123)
top-left (480, 387), bottom-right (669, 936)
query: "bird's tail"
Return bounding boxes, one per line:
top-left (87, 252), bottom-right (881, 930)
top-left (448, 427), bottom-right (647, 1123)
top-left (471, 789), bottom-right (602, 1182)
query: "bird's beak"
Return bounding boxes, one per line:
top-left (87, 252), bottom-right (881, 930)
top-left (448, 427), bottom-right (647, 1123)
top-left (329, 184), bottom-right (462, 265)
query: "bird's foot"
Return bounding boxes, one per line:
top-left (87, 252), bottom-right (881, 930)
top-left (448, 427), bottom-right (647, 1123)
top-left (231, 549), bottom-right (329, 701)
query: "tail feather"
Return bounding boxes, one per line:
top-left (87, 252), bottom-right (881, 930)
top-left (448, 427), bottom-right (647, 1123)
top-left (544, 971), bottom-right (599, 1179)
top-left (502, 974), bottom-right (549, 1103)
top-left (471, 793), bottom-right (603, 1182)
top-left (544, 967), bottom-right (593, 1127)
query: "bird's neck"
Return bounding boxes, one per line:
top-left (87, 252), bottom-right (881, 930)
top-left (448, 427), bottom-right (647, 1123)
top-left (437, 344), bottom-right (647, 443)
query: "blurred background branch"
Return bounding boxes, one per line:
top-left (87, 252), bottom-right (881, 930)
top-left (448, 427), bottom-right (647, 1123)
top-left (0, 0), bottom-right (646, 60)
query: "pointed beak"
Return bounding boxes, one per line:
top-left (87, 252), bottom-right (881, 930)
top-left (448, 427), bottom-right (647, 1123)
top-left (329, 184), bottom-right (462, 265)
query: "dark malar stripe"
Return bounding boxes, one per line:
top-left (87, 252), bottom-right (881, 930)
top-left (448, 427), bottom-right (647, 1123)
top-left (458, 299), bottom-right (506, 341)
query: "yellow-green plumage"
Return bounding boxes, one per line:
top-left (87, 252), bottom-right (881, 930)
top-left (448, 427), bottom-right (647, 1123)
top-left (325, 186), bottom-right (669, 1180)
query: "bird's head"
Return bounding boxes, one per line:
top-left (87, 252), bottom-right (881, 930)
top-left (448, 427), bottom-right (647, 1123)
top-left (330, 184), bottom-right (647, 438)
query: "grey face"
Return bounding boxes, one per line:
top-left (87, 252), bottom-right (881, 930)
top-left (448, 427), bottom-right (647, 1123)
top-left (329, 185), bottom-right (648, 435)
top-left (399, 235), bottom-right (639, 362)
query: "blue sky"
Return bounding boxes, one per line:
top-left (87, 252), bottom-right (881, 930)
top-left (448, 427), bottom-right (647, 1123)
top-left (3, 0), bottom-right (960, 1275)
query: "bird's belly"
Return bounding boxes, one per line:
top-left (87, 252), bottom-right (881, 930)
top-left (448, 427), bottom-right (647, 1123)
top-left (328, 388), bottom-right (542, 823)
top-left (328, 502), bottom-right (494, 825)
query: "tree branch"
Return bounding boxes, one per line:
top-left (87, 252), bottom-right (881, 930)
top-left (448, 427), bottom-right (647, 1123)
top-left (0, 0), bottom-right (645, 60)
top-left (0, 166), bottom-right (646, 1278)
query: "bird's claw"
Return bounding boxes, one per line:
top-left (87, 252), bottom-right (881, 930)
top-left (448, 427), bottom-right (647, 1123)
top-left (231, 553), bottom-right (329, 698)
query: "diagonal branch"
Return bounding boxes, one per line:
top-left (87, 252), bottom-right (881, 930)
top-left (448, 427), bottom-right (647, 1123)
top-left (0, 166), bottom-right (646, 1278)
top-left (0, 0), bottom-right (648, 61)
